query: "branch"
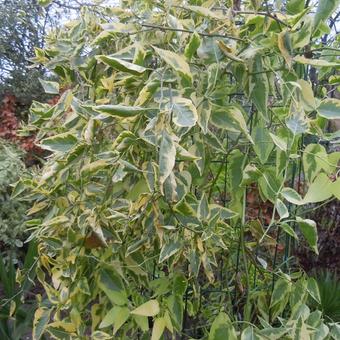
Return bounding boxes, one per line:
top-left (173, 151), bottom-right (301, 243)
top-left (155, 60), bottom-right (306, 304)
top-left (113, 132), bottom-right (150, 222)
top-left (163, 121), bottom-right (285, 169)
top-left (140, 23), bottom-right (244, 41)
top-left (212, 7), bottom-right (290, 28)
top-left (52, 0), bottom-right (105, 13)
top-left (236, 11), bottom-right (290, 28)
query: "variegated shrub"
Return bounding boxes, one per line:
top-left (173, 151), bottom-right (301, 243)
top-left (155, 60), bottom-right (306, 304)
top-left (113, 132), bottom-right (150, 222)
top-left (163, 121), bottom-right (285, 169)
top-left (16, 0), bottom-right (340, 339)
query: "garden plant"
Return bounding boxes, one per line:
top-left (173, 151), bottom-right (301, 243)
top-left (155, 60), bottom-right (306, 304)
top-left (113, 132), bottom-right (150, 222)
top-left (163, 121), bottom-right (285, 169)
top-left (10, 0), bottom-right (340, 338)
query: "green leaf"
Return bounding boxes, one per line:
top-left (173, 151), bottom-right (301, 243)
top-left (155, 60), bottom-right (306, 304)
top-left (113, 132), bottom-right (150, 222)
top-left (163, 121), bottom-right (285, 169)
top-left (47, 322), bottom-right (76, 336)
top-left (276, 199), bottom-right (289, 220)
top-left (280, 223), bottom-right (298, 240)
top-left (332, 177), bottom-right (340, 199)
top-left (317, 98), bottom-right (340, 119)
top-left (258, 169), bottom-right (281, 203)
top-left (197, 100), bottom-right (210, 134)
top-left (302, 144), bottom-right (328, 182)
top-left (252, 125), bottom-right (273, 164)
top-left (170, 97), bottom-right (198, 127)
top-left (176, 144), bottom-right (200, 161)
top-left (131, 299), bottom-right (160, 317)
top-left (184, 32), bottom-right (201, 61)
top-left (39, 79), bottom-right (59, 94)
top-left (159, 131), bottom-right (176, 186)
top-left (81, 160), bottom-right (109, 177)
top-left (151, 317), bottom-right (166, 340)
top-left (303, 173), bottom-right (333, 204)
top-left (292, 16), bottom-right (312, 48)
top-left (133, 315), bottom-right (149, 332)
top-left (173, 198), bottom-right (196, 218)
top-left (303, 144), bottom-right (329, 182)
top-left (208, 312), bottom-right (237, 340)
top-left (38, 0), bottom-right (53, 6)
top-left (307, 278), bottom-right (321, 304)
top-left (241, 326), bottom-right (261, 340)
top-left (281, 187), bottom-right (303, 205)
top-left (241, 164), bottom-right (262, 186)
top-left (96, 55), bottom-right (147, 75)
top-left (269, 133), bottom-right (287, 152)
top-left (197, 37), bottom-right (223, 63)
top-left (270, 278), bottom-right (291, 308)
top-left (93, 104), bottom-right (150, 117)
top-left (159, 241), bottom-right (182, 263)
top-left (287, 0), bottom-right (305, 14)
top-left (99, 306), bottom-right (130, 333)
top-left (249, 55), bottom-right (269, 121)
top-left (97, 268), bottom-right (128, 306)
top-left (296, 217), bottom-right (318, 254)
top-left (153, 46), bottom-right (192, 84)
top-left (210, 205), bottom-right (239, 219)
top-left (258, 327), bottom-right (290, 339)
top-left (313, 0), bottom-right (340, 31)
top-left (33, 307), bottom-right (51, 340)
top-left (286, 105), bottom-right (309, 135)
top-left (173, 272), bottom-right (187, 297)
top-left (198, 193), bottom-right (209, 220)
top-left (205, 131), bottom-right (226, 153)
top-left (40, 132), bottom-right (78, 153)
top-left (167, 295), bottom-right (183, 331)
top-left (211, 104), bottom-right (253, 143)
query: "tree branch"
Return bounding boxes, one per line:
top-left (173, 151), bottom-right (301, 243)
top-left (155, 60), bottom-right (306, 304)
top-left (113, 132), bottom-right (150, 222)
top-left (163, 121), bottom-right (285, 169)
top-left (212, 7), bottom-right (291, 28)
top-left (140, 23), bottom-right (244, 41)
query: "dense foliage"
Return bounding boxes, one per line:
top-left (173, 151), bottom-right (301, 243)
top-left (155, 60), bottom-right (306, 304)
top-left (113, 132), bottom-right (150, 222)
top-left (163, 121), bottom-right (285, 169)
top-left (0, 103), bottom-right (40, 339)
top-left (0, 0), bottom-right (101, 104)
top-left (15, 0), bottom-right (340, 339)
top-left (0, 140), bottom-right (27, 249)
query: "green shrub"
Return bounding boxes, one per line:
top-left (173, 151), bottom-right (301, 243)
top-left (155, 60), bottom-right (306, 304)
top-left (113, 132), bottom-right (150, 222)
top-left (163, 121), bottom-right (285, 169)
top-left (0, 140), bottom-right (28, 250)
top-left (310, 270), bottom-right (340, 322)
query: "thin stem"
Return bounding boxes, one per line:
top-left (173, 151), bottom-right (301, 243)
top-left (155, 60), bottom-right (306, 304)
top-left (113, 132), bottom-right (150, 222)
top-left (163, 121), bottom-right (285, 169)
top-left (240, 187), bottom-right (251, 326)
top-left (236, 10), bottom-right (290, 28)
top-left (140, 23), bottom-right (244, 41)
top-left (211, 7), bottom-right (290, 27)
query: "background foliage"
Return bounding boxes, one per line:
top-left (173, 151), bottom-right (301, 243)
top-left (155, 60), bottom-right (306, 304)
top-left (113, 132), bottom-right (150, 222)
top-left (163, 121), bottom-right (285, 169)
top-left (5, 0), bottom-right (340, 339)
top-left (0, 0), bottom-right (105, 105)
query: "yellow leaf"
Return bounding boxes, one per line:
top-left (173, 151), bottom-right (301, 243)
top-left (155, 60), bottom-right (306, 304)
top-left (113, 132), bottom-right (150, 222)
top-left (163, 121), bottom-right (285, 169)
top-left (294, 56), bottom-right (340, 68)
top-left (48, 321), bottom-right (77, 333)
top-left (27, 201), bottom-right (49, 215)
top-left (218, 41), bottom-right (243, 63)
top-left (131, 299), bottom-right (160, 317)
top-left (151, 317), bottom-right (166, 340)
top-left (101, 73), bottom-right (116, 92)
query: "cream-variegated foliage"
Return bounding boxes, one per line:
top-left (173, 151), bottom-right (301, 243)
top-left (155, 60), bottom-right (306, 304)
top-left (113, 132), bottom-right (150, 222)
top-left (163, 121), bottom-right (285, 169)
top-left (17, 1), bottom-right (340, 338)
